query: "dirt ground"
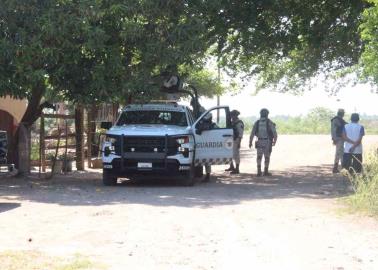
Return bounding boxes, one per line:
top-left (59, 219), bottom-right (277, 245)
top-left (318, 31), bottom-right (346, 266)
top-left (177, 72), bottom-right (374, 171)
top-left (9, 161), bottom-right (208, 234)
top-left (1, 135), bottom-right (378, 270)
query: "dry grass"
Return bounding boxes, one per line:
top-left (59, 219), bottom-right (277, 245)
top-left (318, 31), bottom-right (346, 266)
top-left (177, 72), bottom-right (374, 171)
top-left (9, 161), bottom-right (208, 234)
top-left (344, 152), bottom-right (378, 217)
top-left (0, 250), bottom-right (105, 270)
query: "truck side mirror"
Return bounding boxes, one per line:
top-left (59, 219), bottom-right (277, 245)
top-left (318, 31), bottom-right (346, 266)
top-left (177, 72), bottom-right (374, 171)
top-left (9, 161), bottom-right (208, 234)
top-left (101, 122), bottom-right (112, 130)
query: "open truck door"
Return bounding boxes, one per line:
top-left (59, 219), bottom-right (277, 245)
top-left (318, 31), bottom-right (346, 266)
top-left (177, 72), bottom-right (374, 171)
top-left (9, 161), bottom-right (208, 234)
top-left (192, 106), bottom-right (233, 166)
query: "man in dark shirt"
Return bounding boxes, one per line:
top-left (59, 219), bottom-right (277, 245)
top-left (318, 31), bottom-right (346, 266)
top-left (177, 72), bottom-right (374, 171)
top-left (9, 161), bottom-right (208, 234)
top-left (331, 109), bottom-right (347, 173)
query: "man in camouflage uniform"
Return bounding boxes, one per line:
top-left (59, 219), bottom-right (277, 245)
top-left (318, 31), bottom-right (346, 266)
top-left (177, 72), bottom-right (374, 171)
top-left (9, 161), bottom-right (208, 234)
top-left (190, 98), bottom-right (216, 182)
top-left (225, 110), bottom-right (244, 174)
top-left (249, 108), bottom-right (277, 177)
top-left (331, 109), bottom-right (347, 173)
top-left (202, 112), bottom-right (219, 181)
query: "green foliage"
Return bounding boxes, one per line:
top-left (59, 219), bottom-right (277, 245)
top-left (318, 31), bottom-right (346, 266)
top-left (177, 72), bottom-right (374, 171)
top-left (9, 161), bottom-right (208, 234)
top-left (193, 0), bottom-right (367, 93)
top-left (30, 140), bottom-right (39, 161)
top-left (360, 0), bottom-right (378, 86)
top-left (345, 153), bottom-right (378, 217)
top-left (182, 67), bottom-right (224, 97)
top-left (243, 107), bottom-right (378, 134)
top-left (0, 0), bottom-right (373, 110)
top-left (0, 0), bottom-right (218, 105)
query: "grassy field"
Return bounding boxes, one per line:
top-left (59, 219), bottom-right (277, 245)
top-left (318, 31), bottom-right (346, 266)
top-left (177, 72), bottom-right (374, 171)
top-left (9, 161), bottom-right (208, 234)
top-left (345, 152), bottom-right (378, 217)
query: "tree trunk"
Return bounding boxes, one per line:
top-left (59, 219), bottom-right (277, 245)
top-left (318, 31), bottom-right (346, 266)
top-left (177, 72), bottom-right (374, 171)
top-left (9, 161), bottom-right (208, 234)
top-left (16, 124), bottom-right (31, 175)
top-left (13, 85), bottom-right (45, 175)
top-left (75, 105), bottom-right (85, 171)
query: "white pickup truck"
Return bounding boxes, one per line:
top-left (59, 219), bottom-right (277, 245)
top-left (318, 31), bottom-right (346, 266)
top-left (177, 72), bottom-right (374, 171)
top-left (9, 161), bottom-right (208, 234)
top-left (101, 102), bottom-right (234, 186)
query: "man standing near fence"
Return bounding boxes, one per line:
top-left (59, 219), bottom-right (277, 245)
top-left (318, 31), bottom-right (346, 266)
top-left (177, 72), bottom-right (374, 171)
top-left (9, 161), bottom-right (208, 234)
top-left (331, 109), bottom-right (347, 173)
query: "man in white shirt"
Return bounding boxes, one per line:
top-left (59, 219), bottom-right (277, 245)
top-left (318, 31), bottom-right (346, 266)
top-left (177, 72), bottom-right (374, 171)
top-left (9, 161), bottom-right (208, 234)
top-left (342, 113), bottom-right (365, 174)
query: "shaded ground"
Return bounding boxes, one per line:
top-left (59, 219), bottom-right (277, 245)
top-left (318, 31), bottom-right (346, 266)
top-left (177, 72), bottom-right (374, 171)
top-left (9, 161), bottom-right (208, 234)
top-left (1, 135), bottom-right (378, 270)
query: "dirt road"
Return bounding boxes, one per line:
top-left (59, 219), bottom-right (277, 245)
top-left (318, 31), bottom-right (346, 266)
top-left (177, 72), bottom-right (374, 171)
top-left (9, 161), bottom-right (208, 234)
top-left (1, 135), bottom-right (378, 270)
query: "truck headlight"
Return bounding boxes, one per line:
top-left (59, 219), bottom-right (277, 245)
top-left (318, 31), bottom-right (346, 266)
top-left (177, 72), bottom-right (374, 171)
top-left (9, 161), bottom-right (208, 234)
top-left (176, 136), bottom-right (189, 144)
top-left (103, 136), bottom-right (117, 156)
top-left (176, 136), bottom-right (190, 157)
top-left (105, 136), bottom-right (117, 144)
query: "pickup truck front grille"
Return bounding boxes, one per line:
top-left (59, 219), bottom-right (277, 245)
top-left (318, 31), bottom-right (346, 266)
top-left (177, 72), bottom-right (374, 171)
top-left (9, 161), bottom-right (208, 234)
top-left (114, 136), bottom-right (178, 156)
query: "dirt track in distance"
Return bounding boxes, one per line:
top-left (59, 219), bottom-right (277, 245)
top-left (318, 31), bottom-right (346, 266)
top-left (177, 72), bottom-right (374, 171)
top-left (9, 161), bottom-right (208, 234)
top-left (1, 135), bottom-right (378, 270)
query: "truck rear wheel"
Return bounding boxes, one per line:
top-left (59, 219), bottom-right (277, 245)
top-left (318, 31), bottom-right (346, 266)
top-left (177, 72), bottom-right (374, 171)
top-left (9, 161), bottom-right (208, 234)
top-left (103, 170), bottom-right (117, 186)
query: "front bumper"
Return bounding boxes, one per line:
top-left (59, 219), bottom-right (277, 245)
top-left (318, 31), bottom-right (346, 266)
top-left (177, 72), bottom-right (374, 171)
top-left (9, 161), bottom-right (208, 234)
top-left (103, 158), bottom-right (191, 177)
top-left (0, 164), bottom-right (14, 173)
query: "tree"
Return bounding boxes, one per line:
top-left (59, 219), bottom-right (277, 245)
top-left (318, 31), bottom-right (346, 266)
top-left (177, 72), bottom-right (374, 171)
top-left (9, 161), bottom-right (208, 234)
top-left (0, 0), bottom-right (223, 172)
top-left (360, 0), bottom-right (378, 87)
top-left (188, 0), bottom-right (367, 92)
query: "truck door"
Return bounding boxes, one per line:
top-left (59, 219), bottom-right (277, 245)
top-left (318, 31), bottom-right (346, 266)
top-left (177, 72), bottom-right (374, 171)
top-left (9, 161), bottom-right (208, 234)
top-left (192, 106), bottom-right (233, 166)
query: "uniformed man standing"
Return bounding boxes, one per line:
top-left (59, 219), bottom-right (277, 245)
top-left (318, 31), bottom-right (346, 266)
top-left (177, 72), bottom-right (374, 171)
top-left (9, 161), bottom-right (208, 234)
top-left (225, 110), bottom-right (244, 174)
top-left (331, 109), bottom-right (347, 173)
top-left (190, 98), bottom-right (215, 182)
top-left (202, 113), bottom-right (218, 181)
top-left (249, 108), bottom-right (277, 176)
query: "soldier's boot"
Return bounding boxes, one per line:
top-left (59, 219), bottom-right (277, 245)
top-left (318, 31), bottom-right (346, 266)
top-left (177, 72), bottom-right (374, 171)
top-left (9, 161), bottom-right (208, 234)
top-left (230, 164), bottom-right (240, 174)
top-left (225, 162), bottom-right (235, 172)
top-left (257, 165), bottom-right (262, 177)
top-left (332, 163), bottom-right (339, 174)
top-left (263, 167), bottom-right (272, 177)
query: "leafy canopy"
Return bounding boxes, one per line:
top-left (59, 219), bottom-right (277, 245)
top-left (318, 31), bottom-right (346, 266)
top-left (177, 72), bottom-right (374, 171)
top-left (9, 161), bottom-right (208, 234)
top-left (360, 0), bottom-right (378, 86)
top-left (0, 0), bottom-right (223, 105)
top-left (190, 0), bottom-right (366, 92)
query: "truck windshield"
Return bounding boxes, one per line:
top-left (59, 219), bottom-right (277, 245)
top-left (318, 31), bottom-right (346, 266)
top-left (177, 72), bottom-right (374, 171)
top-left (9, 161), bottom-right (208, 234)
top-left (116, 110), bottom-right (188, 127)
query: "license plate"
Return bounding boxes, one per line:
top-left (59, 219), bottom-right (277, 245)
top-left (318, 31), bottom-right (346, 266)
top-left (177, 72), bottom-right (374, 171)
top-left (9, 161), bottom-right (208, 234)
top-left (137, 162), bottom-right (152, 169)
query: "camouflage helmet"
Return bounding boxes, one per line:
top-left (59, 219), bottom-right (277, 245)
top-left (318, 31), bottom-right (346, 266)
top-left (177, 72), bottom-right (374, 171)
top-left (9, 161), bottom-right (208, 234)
top-left (230, 110), bottom-right (240, 117)
top-left (260, 108), bottom-right (269, 117)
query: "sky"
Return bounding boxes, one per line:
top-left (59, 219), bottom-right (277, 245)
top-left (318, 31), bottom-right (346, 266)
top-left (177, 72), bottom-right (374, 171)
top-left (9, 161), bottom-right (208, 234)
top-left (199, 83), bottom-right (378, 117)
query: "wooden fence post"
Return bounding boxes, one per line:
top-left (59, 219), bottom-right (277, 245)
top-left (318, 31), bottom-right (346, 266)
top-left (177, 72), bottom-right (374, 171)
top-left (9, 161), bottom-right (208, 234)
top-left (40, 114), bottom-right (46, 172)
top-left (75, 105), bottom-right (85, 170)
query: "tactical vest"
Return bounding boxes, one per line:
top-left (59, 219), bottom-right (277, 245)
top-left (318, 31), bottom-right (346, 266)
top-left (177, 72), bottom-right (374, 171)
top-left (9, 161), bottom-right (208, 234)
top-left (331, 116), bottom-right (346, 138)
top-left (254, 119), bottom-right (274, 139)
top-left (233, 119), bottom-right (244, 139)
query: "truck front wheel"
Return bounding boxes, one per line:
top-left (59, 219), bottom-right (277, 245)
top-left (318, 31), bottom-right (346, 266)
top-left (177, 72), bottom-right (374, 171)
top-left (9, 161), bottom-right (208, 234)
top-left (181, 167), bottom-right (196, 186)
top-left (194, 165), bottom-right (203, 178)
top-left (103, 170), bottom-right (117, 186)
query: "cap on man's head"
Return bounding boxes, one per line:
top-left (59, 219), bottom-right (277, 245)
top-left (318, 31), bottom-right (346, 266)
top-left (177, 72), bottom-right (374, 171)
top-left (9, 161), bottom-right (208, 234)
top-left (337, 108), bottom-right (345, 116)
top-left (351, 113), bottom-right (360, 122)
top-left (230, 110), bottom-right (240, 117)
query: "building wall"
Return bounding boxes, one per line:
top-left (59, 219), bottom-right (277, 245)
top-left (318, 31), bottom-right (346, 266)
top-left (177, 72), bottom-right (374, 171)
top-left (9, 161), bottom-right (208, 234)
top-left (0, 96), bottom-right (27, 123)
top-left (0, 97), bottom-right (27, 164)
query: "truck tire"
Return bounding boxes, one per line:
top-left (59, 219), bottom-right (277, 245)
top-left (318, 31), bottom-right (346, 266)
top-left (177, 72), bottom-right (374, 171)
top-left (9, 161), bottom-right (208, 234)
top-left (181, 167), bottom-right (196, 186)
top-left (194, 165), bottom-right (203, 178)
top-left (103, 170), bottom-right (117, 186)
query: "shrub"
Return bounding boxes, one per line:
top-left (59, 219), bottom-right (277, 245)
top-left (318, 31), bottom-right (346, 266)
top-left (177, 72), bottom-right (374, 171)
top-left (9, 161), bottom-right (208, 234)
top-left (345, 152), bottom-right (378, 216)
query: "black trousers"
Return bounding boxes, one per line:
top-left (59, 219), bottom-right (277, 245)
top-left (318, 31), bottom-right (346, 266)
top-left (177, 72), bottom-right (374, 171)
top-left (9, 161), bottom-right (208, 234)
top-left (342, 153), bottom-right (363, 173)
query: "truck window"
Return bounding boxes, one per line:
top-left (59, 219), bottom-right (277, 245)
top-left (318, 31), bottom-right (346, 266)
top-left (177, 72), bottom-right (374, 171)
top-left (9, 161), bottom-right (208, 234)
top-left (116, 110), bottom-right (188, 127)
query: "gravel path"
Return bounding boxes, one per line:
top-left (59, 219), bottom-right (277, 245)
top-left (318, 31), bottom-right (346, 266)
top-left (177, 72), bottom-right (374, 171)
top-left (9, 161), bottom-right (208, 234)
top-left (1, 135), bottom-right (378, 270)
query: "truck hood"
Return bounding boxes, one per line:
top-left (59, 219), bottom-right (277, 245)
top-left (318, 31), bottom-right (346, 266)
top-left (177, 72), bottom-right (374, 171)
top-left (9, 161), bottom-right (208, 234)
top-left (107, 125), bottom-right (191, 136)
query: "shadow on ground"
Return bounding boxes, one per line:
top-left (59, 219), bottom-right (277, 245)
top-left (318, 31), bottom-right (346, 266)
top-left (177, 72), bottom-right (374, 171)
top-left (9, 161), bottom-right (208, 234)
top-left (0, 202), bottom-right (21, 213)
top-left (0, 165), bottom-right (351, 208)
